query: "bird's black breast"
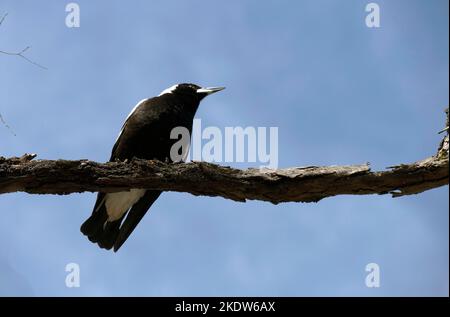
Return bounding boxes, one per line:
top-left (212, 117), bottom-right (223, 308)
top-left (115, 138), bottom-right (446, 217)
top-left (111, 94), bottom-right (199, 161)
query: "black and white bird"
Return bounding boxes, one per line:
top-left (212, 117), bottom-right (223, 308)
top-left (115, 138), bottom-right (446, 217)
top-left (80, 83), bottom-right (225, 252)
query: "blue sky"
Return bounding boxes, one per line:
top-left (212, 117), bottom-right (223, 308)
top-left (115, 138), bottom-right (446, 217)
top-left (0, 0), bottom-right (448, 296)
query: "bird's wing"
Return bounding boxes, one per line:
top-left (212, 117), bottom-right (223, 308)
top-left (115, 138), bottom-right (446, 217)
top-left (110, 118), bottom-right (130, 161)
top-left (109, 98), bottom-right (152, 161)
top-left (113, 190), bottom-right (161, 252)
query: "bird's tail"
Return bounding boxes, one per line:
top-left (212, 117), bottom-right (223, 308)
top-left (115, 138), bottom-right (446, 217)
top-left (80, 193), bottom-right (124, 250)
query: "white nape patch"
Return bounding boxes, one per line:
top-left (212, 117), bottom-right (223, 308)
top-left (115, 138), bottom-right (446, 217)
top-left (158, 84), bottom-right (179, 96)
top-left (104, 189), bottom-right (146, 221)
top-left (115, 99), bottom-right (148, 143)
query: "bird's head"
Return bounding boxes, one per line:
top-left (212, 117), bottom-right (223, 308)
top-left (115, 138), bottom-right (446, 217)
top-left (159, 83), bottom-right (225, 102)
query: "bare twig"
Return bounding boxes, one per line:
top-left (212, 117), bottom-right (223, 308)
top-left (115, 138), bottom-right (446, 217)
top-left (0, 46), bottom-right (47, 70)
top-left (0, 12), bottom-right (8, 26)
top-left (0, 12), bottom-right (47, 70)
top-left (0, 112), bottom-right (16, 136)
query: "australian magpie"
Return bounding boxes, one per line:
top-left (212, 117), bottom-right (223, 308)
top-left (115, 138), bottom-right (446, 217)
top-left (80, 83), bottom-right (225, 252)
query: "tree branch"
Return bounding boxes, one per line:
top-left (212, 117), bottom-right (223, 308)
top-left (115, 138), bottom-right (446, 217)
top-left (0, 108), bottom-right (448, 203)
top-left (0, 154), bottom-right (447, 203)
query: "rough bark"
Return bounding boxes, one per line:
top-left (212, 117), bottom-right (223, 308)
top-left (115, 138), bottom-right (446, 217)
top-left (0, 111), bottom-right (448, 204)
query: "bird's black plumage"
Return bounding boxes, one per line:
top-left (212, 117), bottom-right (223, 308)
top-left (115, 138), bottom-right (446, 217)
top-left (80, 83), bottom-right (224, 251)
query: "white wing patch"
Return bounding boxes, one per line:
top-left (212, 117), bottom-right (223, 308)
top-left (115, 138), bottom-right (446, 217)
top-left (158, 84), bottom-right (178, 96)
top-left (104, 189), bottom-right (147, 221)
top-left (115, 98), bottom-right (148, 143)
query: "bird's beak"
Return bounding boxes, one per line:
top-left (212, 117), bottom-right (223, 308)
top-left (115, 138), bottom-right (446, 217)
top-left (196, 86), bottom-right (225, 95)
